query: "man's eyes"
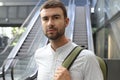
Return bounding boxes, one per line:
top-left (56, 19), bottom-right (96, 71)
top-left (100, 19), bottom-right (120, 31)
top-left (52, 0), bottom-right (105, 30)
top-left (42, 16), bottom-right (60, 21)
top-left (54, 16), bottom-right (60, 19)
top-left (42, 17), bottom-right (48, 21)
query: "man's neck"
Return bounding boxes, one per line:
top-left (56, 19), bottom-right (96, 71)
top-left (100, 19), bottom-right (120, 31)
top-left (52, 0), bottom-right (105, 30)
top-left (50, 37), bottom-right (69, 51)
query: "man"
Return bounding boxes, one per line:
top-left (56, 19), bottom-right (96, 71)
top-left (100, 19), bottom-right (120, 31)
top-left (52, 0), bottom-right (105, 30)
top-left (35, 0), bottom-right (103, 80)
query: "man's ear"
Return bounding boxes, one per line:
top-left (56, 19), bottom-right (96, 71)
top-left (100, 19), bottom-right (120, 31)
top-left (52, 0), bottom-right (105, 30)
top-left (65, 18), bottom-right (69, 27)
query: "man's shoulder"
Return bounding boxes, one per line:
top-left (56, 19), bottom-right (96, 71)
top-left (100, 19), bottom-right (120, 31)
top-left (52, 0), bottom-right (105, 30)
top-left (80, 49), bottom-right (95, 56)
top-left (78, 49), bottom-right (96, 61)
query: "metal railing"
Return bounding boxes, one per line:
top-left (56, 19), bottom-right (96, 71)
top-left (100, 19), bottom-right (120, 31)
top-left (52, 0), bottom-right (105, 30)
top-left (85, 5), bottom-right (94, 52)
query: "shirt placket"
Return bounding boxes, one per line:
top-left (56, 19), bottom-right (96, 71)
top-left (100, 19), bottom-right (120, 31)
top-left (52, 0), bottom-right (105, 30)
top-left (50, 50), bottom-right (60, 79)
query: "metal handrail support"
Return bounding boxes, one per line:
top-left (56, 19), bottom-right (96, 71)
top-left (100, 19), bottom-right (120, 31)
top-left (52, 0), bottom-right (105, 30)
top-left (85, 5), bottom-right (94, 52)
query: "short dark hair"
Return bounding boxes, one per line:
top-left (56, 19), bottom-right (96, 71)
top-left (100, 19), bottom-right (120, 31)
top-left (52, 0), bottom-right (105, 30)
top-left (40, 0), bottom-right (67, 18)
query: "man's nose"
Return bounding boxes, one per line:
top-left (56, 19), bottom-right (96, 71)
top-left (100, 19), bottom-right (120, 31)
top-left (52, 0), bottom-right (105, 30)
top-left (48, 18), bottom-right (54, 26)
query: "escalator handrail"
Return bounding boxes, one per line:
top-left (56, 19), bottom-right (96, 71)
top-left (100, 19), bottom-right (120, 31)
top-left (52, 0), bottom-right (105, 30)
top-left (85, 5), bottom-right (94, 52)
top-left (2, 58), bottom-right (16, 80)
top-left (10, 59), bottom-right (18, 80)
top-left (1, 0), bottom-right (42, 74)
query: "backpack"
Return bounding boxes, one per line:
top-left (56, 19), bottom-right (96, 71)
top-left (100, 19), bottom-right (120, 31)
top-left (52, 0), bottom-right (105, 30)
top-left (62, 46), bottom-right (107, 80)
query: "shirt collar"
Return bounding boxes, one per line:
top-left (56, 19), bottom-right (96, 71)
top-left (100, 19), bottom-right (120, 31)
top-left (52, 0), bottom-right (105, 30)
top-left (49, 41), bottom-right (72, 53)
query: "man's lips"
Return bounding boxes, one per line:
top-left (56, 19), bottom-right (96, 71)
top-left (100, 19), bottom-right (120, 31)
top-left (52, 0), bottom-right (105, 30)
top-left (47, 29), bottom-right (56, 33)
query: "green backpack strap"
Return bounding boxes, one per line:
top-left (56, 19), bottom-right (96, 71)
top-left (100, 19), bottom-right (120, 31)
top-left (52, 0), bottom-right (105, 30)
top-left (62, 46), bottom-right (107, 80)
top-left (62, 46), bottom-right (83, 70)
top-left (96, 56), bottom-right (107, 80)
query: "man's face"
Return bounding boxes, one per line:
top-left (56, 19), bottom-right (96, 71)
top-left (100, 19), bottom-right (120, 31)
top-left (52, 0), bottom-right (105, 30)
top-left (40, 7), bottom-right (69, 40)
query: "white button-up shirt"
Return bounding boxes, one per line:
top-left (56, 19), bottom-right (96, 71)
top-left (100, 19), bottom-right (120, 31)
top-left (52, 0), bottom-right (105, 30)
top-left (35, 41), bottom-right (103, 80)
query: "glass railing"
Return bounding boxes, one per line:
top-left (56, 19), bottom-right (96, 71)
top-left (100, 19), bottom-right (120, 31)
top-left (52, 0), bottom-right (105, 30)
top-left (65, 0), bottom-right (76, 40)
top-left (10, 56), bottom-right (37, 80)
top-left (94, 0), bottom-right (105, 27)
top-left (1, 56), bottom-right (38, 80)
top-left (105, 0), bottom-right (120, 19)
top-left (94, 0), bottom-right (120, 27)
top-left (93, 0), bottom-right (120, 59)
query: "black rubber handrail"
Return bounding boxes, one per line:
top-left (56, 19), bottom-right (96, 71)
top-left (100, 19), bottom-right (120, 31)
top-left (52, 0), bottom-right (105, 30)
top-left (2, 58), bottom-right (15, 80)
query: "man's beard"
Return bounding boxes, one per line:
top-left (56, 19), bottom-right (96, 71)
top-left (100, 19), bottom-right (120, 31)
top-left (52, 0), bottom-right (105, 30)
top-left (44, 25), bottom-right (65, 40)
top-left (45, 30), bottom-right (64, 40)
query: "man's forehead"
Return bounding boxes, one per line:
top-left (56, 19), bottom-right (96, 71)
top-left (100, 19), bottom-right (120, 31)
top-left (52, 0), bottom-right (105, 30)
top-left (40, 8), bottom-right (63, 17)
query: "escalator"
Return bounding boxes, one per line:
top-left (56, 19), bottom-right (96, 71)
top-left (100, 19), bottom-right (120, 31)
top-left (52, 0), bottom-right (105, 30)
top-left (0, 0), bottom-right (47, 79)
top-left (73, 5), bottom-right (94, 51)
top-left (73, 6), bottom-right (88, 48)
top-left (0, 0), bottom-right (94, 80)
